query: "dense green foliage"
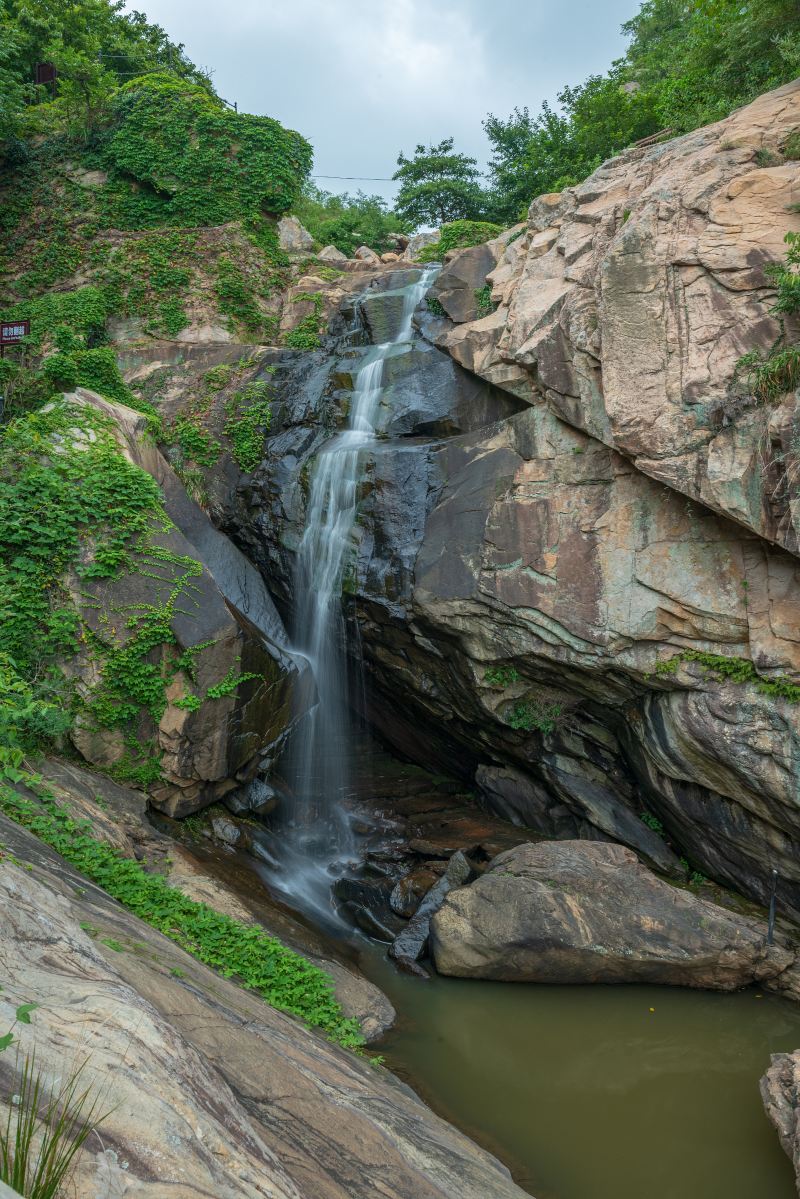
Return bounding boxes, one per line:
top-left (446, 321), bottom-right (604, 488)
top-left (483, 0), bottom-right (800, 222)
top-left (106, 74), bottom-right (312, 225)
top-left (418, 219), bottom-right (503, 263)
top-left (0, 0), bottom-right (210, 146)
top-left (393, 138), bottom-right (485, 227)
top-left (0, 778), bottom-right (363, 1048)
top-left (294, 185), bottom-right (408, 255)
top-left (0, 399), bottom-right (235, 788)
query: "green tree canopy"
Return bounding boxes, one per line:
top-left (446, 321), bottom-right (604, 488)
top-left (483, 0), bottom-right (800, 223)
top-left (393, 138), bottom-right (486, 229)
top-left (294, 186), bottom-right (408, 255)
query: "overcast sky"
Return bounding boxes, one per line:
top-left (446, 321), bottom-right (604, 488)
top-left (124, 0), bottom-right (637, 202)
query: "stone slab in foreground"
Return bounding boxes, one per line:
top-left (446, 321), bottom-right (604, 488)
top-left (0, 815), bottom-right (529, 1199)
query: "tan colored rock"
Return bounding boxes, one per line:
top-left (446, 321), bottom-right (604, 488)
top-left (762, 1050), bottom-right (800, 1192)
top-left (318, 244), bottom-right (348, 263)
top-left (0, 814), bottom-right (529, 1199)
top-left (431, 79), bottom-right (800, 555)
top-left (354, 244), bottom-right (381, 263)
top-left (381, 251), bottom-right (401, 263)
top-left (278, 215), bottom-right (315, 253)
top-left (431, 841), bottom-right (793, 986)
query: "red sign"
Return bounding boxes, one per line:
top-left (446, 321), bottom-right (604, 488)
top-left (0, 320), bottom-right (30, 344)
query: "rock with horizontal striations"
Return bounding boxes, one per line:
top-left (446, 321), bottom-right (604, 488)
top-left (430, 841), bottom-right (794, 987)
top-left (0, 813), bottom-right (529, 1199)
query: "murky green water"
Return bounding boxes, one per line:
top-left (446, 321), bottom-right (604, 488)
top-left (363, 954), bottom-right (800, 1199)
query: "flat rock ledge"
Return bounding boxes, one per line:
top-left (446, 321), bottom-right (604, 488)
top-left (430, 841), bottom-right (794, 988)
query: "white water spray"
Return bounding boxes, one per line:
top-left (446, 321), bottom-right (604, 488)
top-left (261, 266), bottom-right (438, 917)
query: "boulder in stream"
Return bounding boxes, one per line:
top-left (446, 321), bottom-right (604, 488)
top-left (430, 841), bottom-right (794, 988)
top-left (390, 850), bottom-right (473, 962)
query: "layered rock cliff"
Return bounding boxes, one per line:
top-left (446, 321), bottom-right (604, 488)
top-left (217, 81), bottom-right (800, 921)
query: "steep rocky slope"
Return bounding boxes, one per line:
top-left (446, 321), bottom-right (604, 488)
top-left (0, 813), bottom-right (528, 1199)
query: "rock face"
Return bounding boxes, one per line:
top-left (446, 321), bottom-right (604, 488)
top-left (434, 80), bottom-right (800, 556)
top-left (761, 1050), bottom-right (800, 1191)
top-left (220, 87), bottom-right (800, 919)
top-left (402, 231), bottom-right (440, 261)
top-left (278, 214), bottom-right (315, 253)
top-left (430, 841), bottom-right (793, 987)
top-left (0, 815), bottom-right (528, 1199)
top-left (62, 391), bottom-right (300, 818)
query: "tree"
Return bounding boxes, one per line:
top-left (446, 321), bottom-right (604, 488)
top-left (294, 186), bottom-right (409, 255)
top-left (393, 138), bottom-right (485, 229)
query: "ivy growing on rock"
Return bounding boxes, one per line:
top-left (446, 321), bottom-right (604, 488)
top-left (105, 75), bottom-right (313, 227)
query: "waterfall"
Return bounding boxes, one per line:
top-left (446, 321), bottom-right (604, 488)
top-left (260, 266), bottom-right (438, 918)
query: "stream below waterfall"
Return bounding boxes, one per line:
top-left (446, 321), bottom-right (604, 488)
top-left (239, 266), bottom-right (800, 1199)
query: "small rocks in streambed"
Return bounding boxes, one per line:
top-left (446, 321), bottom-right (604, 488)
top-left (394, 955), bottom-right (431, 980)
top-left (210, 815), bottom-right (251, 850)
top-left (430, 841), bottom-right (794, 987)
top-left (390, 851), bottom-right (474, 963)
top-left (390, 866), bottom-right (444, 918)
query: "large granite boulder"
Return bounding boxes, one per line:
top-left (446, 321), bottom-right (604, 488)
top-left (433, 80), bottom-right (800, 555)
top-left (430, 841), bottom-right (793, 987)
top-left (0, 814), bottom-right (529, 1199)
top-left (278, 214), bottom-right (315, 252)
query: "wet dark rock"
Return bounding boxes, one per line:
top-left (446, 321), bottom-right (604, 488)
top-left (389, 867), bottom-right (442, 918)
top-left (390, 851), bottom-right (473, 962)
top-left (210, 815), bottom-right (250, 850)
top-left (224, 776), bottom-right (279, 817)
top-left (430, 841), bottom-right (794, 987)
top-left (394, 955), bottom-right (432, 980)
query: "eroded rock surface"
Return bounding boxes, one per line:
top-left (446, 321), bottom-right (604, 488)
top-left (60, 391), bottom-right (300, 817)
top-left (0, 815), bottom-right (528, 1199)
top-left (430, 841), bottom-right (793, 987)
top-left (762, 1050), bottom-right (800, 1192)
top-left (433, 80), bottom-right (800, 555)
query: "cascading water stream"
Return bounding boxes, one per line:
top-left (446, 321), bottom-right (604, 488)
top-left (258, 265), bottom-right (438, 920)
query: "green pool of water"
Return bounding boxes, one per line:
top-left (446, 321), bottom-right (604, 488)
top-left (363, 954), bottom-right (800, 1199)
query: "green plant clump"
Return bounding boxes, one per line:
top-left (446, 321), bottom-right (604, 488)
top-left (419, 219), bottom-right (503, 263)
top-left (507, 698), bottom-right (563, 734)
top-left (484, 665), bottom-right (520, 688)
top-left (284, 292), bottom-right (325, 350)
top-left (654, 650), bottom-right (800, 703)
top-left (224, 381), bottom-right (272, 473)
top-left (0, 780), bottom-right (363, 1050)
top-left (474, 284), bottom-right (497, 318)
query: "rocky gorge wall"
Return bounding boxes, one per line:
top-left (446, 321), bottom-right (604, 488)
top-left (218, 81), bottom-right (800, 922)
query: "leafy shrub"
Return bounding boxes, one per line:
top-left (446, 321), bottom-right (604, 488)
top-left (507, 698), bottom-right (562, 734)
top-left (419, 219), bottom-right (503, 262)
top-left (224, 382), bottom-right (272, 472)
top-left (484, 665), bottom-right (520, 687)
top-left (105, 74), bottom-right (313, 226)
